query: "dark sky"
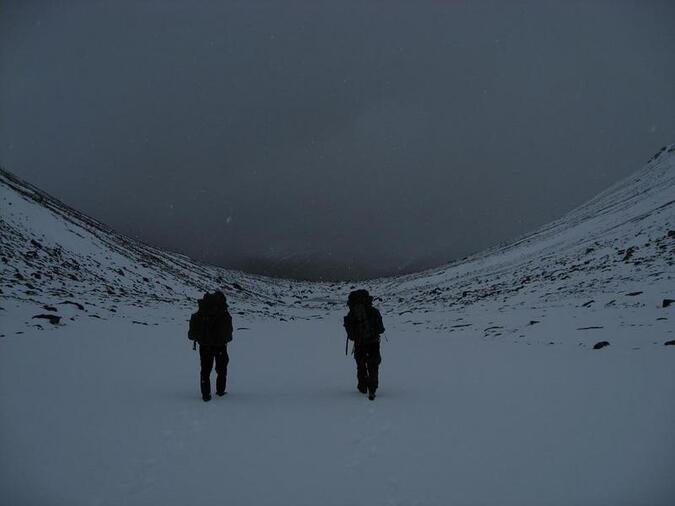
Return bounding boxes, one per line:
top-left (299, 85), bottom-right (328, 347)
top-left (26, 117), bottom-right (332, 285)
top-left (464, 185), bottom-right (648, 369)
top-left (2, 1), bottom-right (674, 280)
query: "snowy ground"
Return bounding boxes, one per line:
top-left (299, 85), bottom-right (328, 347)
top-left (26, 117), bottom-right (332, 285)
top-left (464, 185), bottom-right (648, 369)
top-left (2, 297), bottom-right (674, 506)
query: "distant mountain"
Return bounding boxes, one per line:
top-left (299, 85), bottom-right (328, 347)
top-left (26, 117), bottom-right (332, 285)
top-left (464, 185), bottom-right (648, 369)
top-left (1, 143), bottom-right (673, 322)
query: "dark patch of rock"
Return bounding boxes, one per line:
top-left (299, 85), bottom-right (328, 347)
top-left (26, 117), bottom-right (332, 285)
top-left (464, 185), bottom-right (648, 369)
top-left (32, 314), bottom-right (61, 325)
top-left (662, 299), bottom-right (674, 308)
top-left (593, 341), bottom-right (610, 350)
top-left (626, 291), bottom-right (643, 297)
top-left (664, 340), bottom-right (675, 346)
top-left (59, 300), bottom-right (85, 310)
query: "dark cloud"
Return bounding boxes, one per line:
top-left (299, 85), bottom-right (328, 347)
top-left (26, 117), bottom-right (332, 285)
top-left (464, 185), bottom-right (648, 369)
top-left (2, 1), bottom-right (675, 280)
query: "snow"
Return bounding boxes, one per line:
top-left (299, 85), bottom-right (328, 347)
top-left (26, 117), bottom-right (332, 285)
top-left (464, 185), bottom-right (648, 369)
top-left (1, 145), bottom-right (674, 505)
top-left (2, 301), bottom-right (674, 506)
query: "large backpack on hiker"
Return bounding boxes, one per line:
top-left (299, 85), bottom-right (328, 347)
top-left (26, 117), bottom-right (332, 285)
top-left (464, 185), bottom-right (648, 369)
top-left (188, 291), bottom-right (233, 347)
top-left (344, 289), bottom-right (384, 344)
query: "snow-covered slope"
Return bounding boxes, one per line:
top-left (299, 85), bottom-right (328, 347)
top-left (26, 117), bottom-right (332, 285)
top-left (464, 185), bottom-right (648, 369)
top-left (2, 143), bottom-right (673, 331)
top-left (0, 167), bottom-right (342, 329)
top-left (1, 146), bottom-right (674, 506)
top-left (376, 143), bottom-right (674, 319)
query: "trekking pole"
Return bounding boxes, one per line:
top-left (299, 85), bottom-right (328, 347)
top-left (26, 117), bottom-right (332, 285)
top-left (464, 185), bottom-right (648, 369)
top-left (345, 336), bottom-right (349, 356)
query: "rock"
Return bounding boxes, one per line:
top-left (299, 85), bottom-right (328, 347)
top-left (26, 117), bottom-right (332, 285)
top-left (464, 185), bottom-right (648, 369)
top-left (581, 300), bottom-right (594, 307)
top-left (663, 299), bottom-right (674, 308)
top-left (622, 247), bottom-right (635, 262)
top-left (60, 300), bottom-right (85, 310)
top-left (664, 340), bottom-right (675, 346)
top-left (32, 314), bottom-right (61, 325)
top-left (593, 341), bottom-right (610, 350)
top-left (668, 230), bottom-right (675, 239)
top-left (625, 291), bottom-right (643, 297)
top-left (528, 320), bottom-right (540, 325)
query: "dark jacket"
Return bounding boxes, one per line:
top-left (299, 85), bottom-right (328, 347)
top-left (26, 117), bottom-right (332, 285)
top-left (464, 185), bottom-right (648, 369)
top-left (344, 305), bottom-right (384, 345)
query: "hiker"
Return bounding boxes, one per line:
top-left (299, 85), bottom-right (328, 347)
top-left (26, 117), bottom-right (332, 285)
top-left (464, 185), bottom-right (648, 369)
top-left (188, 290), bottom-right (233, 402)
top-left (343, 289), bottom-right (385, 400)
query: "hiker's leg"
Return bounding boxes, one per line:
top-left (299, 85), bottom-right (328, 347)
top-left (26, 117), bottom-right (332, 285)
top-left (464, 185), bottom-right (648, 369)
top-left (199, 345), bottom-right (215, 398)
top-left (215, 346), bottom-right (229, 395)
top-left (353, 344), bottom-right (368, 393)
top-left (366, 342), bottom-right (382, 394)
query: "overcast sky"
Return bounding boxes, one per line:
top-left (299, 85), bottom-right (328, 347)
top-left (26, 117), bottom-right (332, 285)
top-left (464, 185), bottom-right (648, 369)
top-left (1, 1), bottom-right (674, 280)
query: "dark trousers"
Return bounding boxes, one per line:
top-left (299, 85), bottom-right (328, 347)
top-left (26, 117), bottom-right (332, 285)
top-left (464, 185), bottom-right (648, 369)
top-left (354, 341), bottom-right (381, 394)
top-left (199, 345), bottom-right (229, 397)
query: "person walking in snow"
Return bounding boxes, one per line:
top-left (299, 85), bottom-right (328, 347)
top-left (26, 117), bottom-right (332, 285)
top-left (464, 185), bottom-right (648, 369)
top-left (343, 289), bottom-right (385, 400)
top-left (188, 291), bottom-right (233, 402)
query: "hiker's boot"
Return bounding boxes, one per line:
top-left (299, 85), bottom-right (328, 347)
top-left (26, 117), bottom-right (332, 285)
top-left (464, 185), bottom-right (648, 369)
top-left (216, 374), bottom-right (227, 397)
top-left (200, 378), bottom-right (211, 401)
top-left (357, 382), bottom-right (368, 394)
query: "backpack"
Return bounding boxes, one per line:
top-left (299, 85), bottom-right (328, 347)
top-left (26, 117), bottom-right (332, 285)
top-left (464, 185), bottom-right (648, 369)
top-left (188, 292), bottom-right (233, 346)
top-left (344, 290), bottom-right (384, 344)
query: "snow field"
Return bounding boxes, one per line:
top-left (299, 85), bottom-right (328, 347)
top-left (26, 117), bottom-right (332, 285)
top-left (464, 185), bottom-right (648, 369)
top-left (2, 300), bottom-right (674, 506)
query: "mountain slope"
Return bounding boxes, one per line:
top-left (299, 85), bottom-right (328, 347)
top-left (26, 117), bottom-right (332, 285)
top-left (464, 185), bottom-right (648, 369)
top-left (2, 143), bottom-right (673, 329)
top-left (0, 168), bottom-right (341, 328)
top-left (375, 144), bottom-right (674, 323)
